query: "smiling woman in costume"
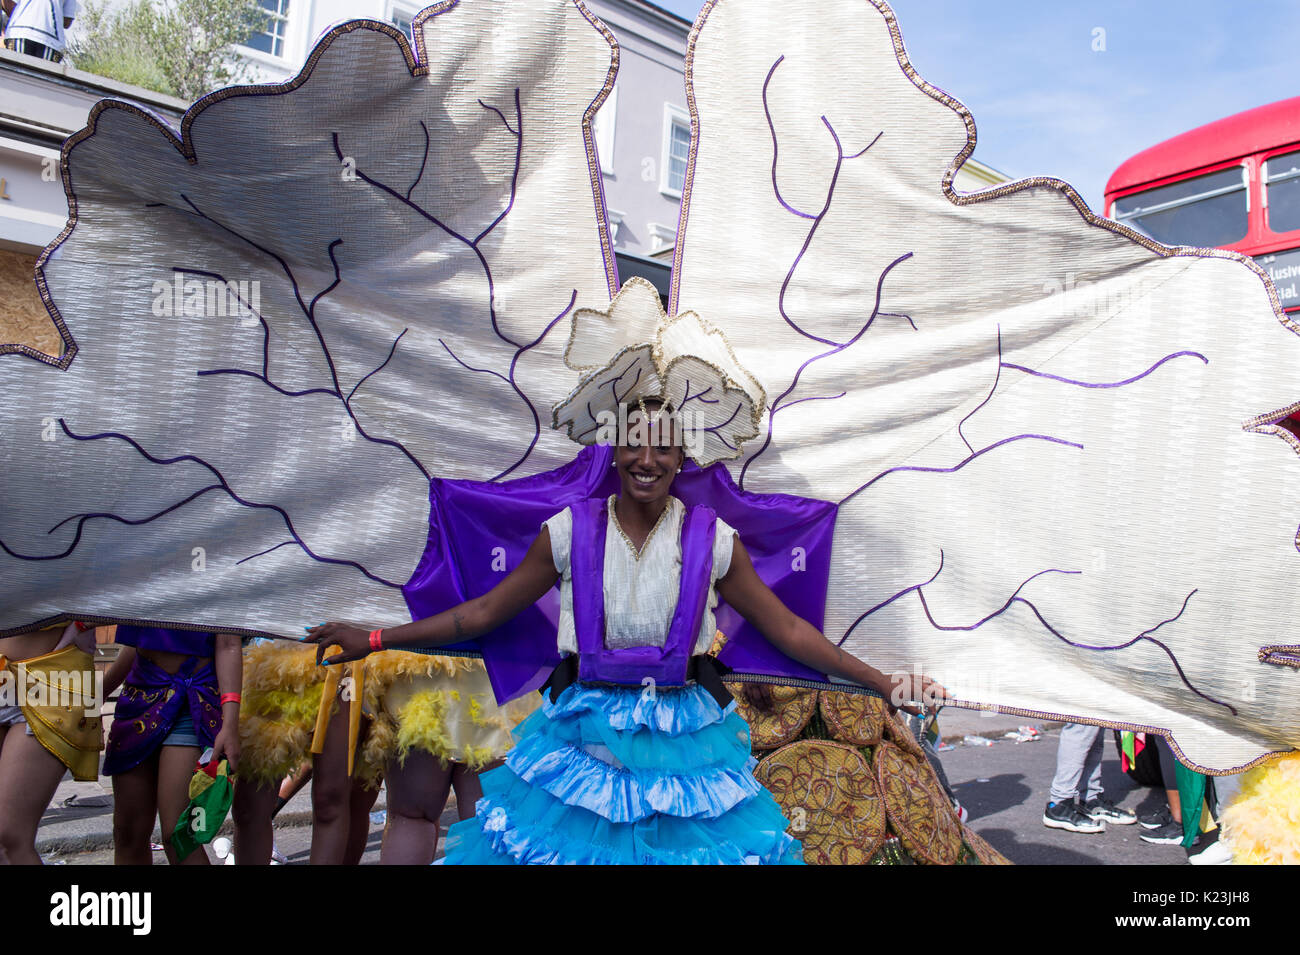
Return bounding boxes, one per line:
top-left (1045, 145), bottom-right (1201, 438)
top-left (308, 374), bottom-right (946, 864)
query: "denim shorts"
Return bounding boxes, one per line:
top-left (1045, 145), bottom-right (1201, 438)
top-left (162, 709), bottom-right (202, 748)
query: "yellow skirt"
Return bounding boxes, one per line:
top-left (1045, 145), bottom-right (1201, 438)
top-left (1, 643), bottom-right (103, 782)
top-left (239, 643), bottom-right (538, 786)
top-left (238, 641), bottom-right (327, 787)
top-left (368, 650), bottom-right (539, 772)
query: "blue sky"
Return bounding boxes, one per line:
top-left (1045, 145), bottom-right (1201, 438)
top-left (652, 0), bottom-right (1300, 211)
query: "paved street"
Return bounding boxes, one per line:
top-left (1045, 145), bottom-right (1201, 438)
top-left (40, 712), bottom-right (1197, 866)
top-left (938, 717), bottom-right (1188, 865)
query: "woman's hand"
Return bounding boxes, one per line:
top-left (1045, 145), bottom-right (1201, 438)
top-left (210, 723), bottom-right (240, 773)
top-left (888, 673), bottom-right (950, 710)
top-left (304, 623), bottom-right (371, 665)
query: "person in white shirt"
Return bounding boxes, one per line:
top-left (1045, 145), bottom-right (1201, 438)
top-left (2, 0), bottom-right (77, 62)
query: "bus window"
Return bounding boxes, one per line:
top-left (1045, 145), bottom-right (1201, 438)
top-left (1264, 150), bottom-right (1300, 235)
top-left (1112, 165), bottom-right (1249, 247)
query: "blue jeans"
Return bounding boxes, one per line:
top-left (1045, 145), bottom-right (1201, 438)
top-left (162, 709), bottom-right (201, 748)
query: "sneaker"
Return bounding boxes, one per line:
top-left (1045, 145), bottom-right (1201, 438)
top-left (1139, 820), bottom-right (1189, 845)
top-left (1139, 805), bottom-right (1173, 830)
top-left (1188, 838), bottom-right (1233, 866)
top-left (1043, 800), bottom-right (1105, 833)
top-left (1084, 796), bottom-right (1137, 825)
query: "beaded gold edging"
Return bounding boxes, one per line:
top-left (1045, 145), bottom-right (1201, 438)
top-left (652, 308), bottom-right (770, 416)
top-left (551, 276), bottom-right (767, 462)
top-left (560, 275), bottom-right (663, 372)
top-left (671, 0), bottom-right (1300, 456)
top-left (551, 342), bottom-right (659, 440)
top-left (573, 0), bottom-right (622, 298)
top-left (666, 0), bottom-right (718, 318)
top-left (1259, 644), bottom-right (1300, 669)
top-left (20, 1), bottom-right (618, 370)
top-left (605, 493), bottom-right (675, 560)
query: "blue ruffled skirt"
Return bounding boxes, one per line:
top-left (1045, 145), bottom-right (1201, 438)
top-left (443, 682), bottom-right (805, 865)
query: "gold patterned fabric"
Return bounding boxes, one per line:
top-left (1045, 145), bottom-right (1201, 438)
top-left (732, 685), bottom-right (818, 750)
top-left (730, 679), bottom-right (1008, 865)
top-left (962, 826), bottom-right (1013, 865)
top-left (1, 645), bottom-right (102, 781)
top-left (883, 708), bottom-right (926, 760)
top-left (873, 741), bottom-right (964, 865)
top-left (820, 689), bottom-right (886, 746)
top-left (755, 739), bottom-right (887, 864)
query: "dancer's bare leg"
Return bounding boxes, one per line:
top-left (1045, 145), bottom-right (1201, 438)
top-left (450, 760), bottom-right (497, 821)
top-left (0, 724), bottom-right (69, 865)
top-left (380, 750), bottom-right (453, 865)
top-left (309, 701), bottom-right (352, 864)
top-left (158, 744), bottom-right (208, 865)
top-left (232, 776), bottom-right (279, 865)
top-left (112, 756), bottom-right (160, 865)
top-left (343, 776), bottom-right (382, 865)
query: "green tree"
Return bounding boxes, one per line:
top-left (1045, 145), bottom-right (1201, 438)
top-left (68, 0), bottom-right (266, 102)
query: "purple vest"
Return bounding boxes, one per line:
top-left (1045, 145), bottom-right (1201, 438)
top-left (570, 497), bottom-right (717, 687)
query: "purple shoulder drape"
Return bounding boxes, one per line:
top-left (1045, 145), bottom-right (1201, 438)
top-left (401, 444), bottom-right (839, 704)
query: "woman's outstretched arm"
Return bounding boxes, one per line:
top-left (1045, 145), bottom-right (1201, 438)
top-left (304, 528), bottom-right (560, 664)
top-left (715, 535), bottom-right (947, 707)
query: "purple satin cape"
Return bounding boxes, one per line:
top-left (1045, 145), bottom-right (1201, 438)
top-left (102, 655), bottom-right (221, 775)
top-left (401, 444), bottom-right (839, 704)
top-left (571, 496), bottom-right (715, 686)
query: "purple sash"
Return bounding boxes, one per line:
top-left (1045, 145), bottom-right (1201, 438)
top-left (570, 497), bottom-right (716, 687)
top-left (102, 655), bottom-right (221, 775)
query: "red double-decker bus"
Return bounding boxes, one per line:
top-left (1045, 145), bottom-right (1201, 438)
top-left (1104, 95), bottom-right (1300, 313)
top-left (1104, 96), bottom-right (1300, 433)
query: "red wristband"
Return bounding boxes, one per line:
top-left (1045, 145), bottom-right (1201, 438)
top-left (74, 621), bottom-right (93, 632)
top-left (369, 629), bottom-right (384, 651)
top-left (220, 692), bottom-right (241, 706)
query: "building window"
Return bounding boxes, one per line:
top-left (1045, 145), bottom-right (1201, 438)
top-left (390, 2), bottom-right (420, 40)
top-left (246, 0), bottom-right (291, 58)
top-left (660, 104), bottom-right (690, 198)
top-left (593, 86), bottom-right (617, 176)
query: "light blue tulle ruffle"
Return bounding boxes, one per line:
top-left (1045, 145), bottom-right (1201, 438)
top-left (442, 683), bottom-right (805, 865)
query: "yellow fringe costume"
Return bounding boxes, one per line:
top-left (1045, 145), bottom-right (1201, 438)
top-left (239, 641), bottom-right (329, 788)
top-left (0, 641), bottom-right (103, 781)
top-left (1220, 752), bottom-right (1300, 865)
top-left (239, 642), bottom-right (537, 788)
top-left (367, 650), bottom-right (539, 772)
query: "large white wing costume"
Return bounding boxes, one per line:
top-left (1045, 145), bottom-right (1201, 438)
top-left (1, 0), bottom-right (1296, 772)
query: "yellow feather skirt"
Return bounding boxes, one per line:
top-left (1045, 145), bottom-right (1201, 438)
top-left (238, 643), bottom-right (538, 785)
top-left (238, 641), bottom-right (326, 787)
top-left (1220, 752), bottom-right (1300, 865)
top-left (368, 650), bottom-right (539, 771)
